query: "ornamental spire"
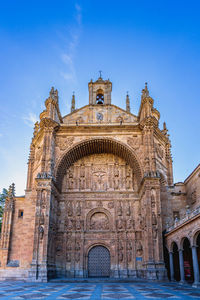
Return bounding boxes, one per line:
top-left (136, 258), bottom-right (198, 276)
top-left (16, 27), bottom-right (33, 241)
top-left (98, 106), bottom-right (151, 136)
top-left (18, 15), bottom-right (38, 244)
top-left (141, 82), bottom-right (149, 100)
top-left (126, 91), bottom-right (130, 112)
top-left (71, 92), bottom-right (75, 113)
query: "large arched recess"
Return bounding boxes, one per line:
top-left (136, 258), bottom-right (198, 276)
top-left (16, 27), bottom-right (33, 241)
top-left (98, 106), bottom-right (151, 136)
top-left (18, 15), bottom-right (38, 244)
top-left (55, 137), bottom-right (143, 191)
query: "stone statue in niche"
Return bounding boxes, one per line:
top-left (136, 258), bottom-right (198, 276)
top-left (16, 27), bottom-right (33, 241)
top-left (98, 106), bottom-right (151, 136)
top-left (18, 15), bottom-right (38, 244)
top-left (116, 218), bottom-right (125, 230)
top-left (67, 219), bottom-right (74, 230)
top-left (90, 212), bottom-right (109, 230)
top-left (151, 191), bottom-right (156, 208)
top-left (153, 226), bottom-right (157, 239)
top-left (66, 241), bottom-right (72, 251)
top-left (126, 202), bottom-right (131, 216)
top-left (76, 202), bottom-right (81, 216)
top-left (118, 251), bottom-right (123, 262)
top-left (80, 164), bottom-right (85, 177)
top-left (67, 202), bottom-right (73, 216)
top-left (118, 240), bottom-right (123, 250)
top-left (126, 218), bottom-right (134, 230)
top-left (114, 178), bottom-right (119, 190)
top-left (66, 252), bottom-right (71, 262)
top-left (40, 212), bottom-right (45, 225)
top-left (127, 240), bottom-right (132, 250)
top-left (114, 165), bottom-right (119, 177)
top-left (117, 202), bottom-right (123, 216)
top-left (56, 244), bottom-right (62, 256)
top-left (75, 241), bottom-right (80, 251)
top-left (39, 225), bottom-right (44, 240)
top-left (136, 241), bottom-right (143, 256)
top-left (152, 212), bottom-right (157, 225)
top-left (108, 201), bottom-right (114, 209)
top-left (76, 219), bottom-right (83, 230)
top-left (75, 251), bottom-right (80, 262)
top-left (69, 168), bottom-right (73, 178)
top-left (79, 178), bottom-right (85, 190)
top-left (127, 241), bottom-right (132, 263)
top-left (41, 190), bottom-right (47, 208)
top-left (127, 251), bottom-right (132, 262)
top-left (97, 200), bottom-right (103, 207)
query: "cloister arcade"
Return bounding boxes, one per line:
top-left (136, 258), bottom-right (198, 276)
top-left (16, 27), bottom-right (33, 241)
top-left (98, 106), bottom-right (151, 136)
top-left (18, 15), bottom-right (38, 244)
top-left (165, 230), bottom-right (200, 287)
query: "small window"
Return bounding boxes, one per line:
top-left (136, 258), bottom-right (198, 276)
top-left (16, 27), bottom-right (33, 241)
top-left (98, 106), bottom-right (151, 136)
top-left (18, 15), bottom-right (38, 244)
top-left (18, 210), bottom-right (24, 218)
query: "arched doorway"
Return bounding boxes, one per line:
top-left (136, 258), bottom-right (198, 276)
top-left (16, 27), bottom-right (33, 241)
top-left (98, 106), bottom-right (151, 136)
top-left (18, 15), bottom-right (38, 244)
top-left (183, 238), bottom-right (194, 282)
top-left (172, 242), bottom-right (180, 281)
top-left (88, 246), bottom-right (110, 277)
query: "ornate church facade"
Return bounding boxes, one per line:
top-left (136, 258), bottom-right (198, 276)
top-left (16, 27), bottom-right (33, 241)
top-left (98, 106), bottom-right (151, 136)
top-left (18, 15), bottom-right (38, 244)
top-left (0, 76), bottom-right (199, 283)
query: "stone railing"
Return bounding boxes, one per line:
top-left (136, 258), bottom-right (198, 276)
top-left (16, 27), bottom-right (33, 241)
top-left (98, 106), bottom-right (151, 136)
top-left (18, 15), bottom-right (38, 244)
top-left (167, 206), bottom-right (200, 232)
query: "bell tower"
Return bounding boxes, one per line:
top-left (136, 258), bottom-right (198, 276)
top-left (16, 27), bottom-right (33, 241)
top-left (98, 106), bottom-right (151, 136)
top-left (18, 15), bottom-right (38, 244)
top-left (88, 73), bottom-right (112, 105)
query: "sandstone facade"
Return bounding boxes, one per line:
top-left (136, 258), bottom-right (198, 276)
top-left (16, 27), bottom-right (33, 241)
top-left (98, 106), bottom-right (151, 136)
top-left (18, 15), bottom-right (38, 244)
top-left (0, 76), bottom-right (199, 282)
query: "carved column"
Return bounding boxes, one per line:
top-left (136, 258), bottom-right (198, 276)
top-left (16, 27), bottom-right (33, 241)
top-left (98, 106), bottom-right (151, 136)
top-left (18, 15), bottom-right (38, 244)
top-left (29, 178), bottom-right (54, 282)
top-left (169, 251), bottom-right (175, 281)
top-left (141, 177), bottom-right (166, 280)
top-left (179, 249), bottom-right (185, 284)
top-left (192, 245), bottom-right (200, 287)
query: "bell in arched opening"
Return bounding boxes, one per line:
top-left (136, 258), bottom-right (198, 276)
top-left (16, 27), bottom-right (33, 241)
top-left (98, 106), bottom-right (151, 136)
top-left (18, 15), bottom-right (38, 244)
top-left (96, 89), bottom-right (104, 104)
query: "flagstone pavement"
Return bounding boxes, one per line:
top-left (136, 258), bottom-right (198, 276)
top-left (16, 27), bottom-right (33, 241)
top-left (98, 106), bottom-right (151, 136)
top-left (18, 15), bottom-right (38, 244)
top-left (0, 280), bottom-right (199, 299)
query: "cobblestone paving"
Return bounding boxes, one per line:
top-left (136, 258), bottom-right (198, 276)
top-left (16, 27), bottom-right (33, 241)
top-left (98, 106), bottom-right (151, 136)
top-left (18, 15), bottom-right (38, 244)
top-left (0, 281), bottom-right (199, 299)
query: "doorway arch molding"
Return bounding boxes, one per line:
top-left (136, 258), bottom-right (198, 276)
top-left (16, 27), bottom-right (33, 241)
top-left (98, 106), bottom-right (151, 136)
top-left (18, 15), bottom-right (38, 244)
top-left (55, 137), bottom-right (143, 191)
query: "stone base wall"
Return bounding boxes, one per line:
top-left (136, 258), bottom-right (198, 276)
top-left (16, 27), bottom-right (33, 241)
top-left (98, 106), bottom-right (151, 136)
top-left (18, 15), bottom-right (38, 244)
top-left (0, 269), bottom-right (29, 281)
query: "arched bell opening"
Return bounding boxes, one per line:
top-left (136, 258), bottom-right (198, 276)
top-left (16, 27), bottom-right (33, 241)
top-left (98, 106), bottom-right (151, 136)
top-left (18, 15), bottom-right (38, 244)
top-left (96, 89), bottom-right (104, 104)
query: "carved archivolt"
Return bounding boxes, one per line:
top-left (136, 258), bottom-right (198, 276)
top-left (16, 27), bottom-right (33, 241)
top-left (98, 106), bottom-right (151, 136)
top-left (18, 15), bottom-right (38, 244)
top-left (55, 138), bottom-right (143, 191)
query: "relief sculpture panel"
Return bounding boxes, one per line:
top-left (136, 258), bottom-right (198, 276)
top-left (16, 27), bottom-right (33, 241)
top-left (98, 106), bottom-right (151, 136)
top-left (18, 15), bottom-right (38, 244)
top-left (90, 212), bottom-right (110, 231)
top-left (63, 153), bottom-right (134, 192)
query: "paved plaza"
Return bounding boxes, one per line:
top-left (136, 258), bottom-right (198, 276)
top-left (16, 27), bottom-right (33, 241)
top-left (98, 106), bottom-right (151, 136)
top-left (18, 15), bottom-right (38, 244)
top-left (0, 280), bottom-right (199, 299)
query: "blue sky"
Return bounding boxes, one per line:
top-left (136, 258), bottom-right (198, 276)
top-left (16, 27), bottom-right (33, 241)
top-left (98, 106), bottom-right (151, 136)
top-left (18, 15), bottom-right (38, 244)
top-left (0, 0), bottom-right (200, 195)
